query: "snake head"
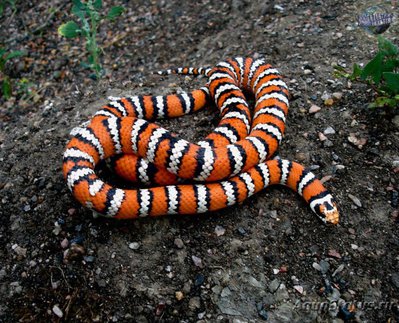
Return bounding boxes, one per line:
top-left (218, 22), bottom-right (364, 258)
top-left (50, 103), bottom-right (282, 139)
top-left (310, 193), bottom-right (339, 225)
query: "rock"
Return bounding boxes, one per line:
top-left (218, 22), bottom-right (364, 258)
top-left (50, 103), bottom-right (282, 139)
top-left (215, 225), bottom-right (226, 236)
top-left (221, 287), bottom-right (232, 297)
top-left (324, 98), bottom-right (334, 106)
top-left (309, 105), bottom-right (321, 114)
top-left (128, 242), bottom-right (140, 250)
top-left (12, 244), bottom-right (27, 258)
top-left (319, 260), bottom-right (330, 274)
top-left (275, 283), bottom-right (289, 301)
top-left (318, 132), bottom-right (327, 141)
top-left (320, 175), bottom-right (333, 184)
top-left (332, 92), bottom-right (343, 100)
top-left (174, 238), bottom-right (184, 249)
top-left (175, 291), bottom-right (184, 301)
top-left (348, 133), bottom-right (367, 149)
top-left (61, 238), bottom-right (69, 249)
top-left (324, 126), bottom-right (336, 135)
top-left (323, 139), bottom-right (334, 148)
top-left (273, 302), bottom-right (293, 322)
top-left (247, 276), bottom-right (263, 288)
top-left (257, 303), bottom-right (268, 320)
top-left (188, 297), bottom-right (201, 310)
top-left (312, 262), bottom-right (322, 272)
top-left (348, 194), bottom-right (362, 207)
top-left (328, 249), bottom-right (341, 259)
top-left (52, 305), bottom-right (63, 318)
top-left (217, 298), bottom-right (242, 316)
top-left (84, 255), bottom-right (95, 263)
top-left (333, 264), bottom-right (345, 277)
top-left (295, 152), bottom-right (308, 162)
top-left (327, 287), bottom-right (341, 302)
top-left (10, 281), bottom-right (23, 295)
top-left (192, 255), bottom-right (204, 268)
top-left (294, 285), bottom-right (304, 294)
top-left (269, 279), bottom-right (280, 293)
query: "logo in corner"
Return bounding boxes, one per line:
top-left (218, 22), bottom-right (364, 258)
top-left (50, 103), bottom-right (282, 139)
top-left (358, 4), bottom-right (395, 34)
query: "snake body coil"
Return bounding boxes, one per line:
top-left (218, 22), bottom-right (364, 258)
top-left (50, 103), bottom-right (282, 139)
top-left (63, 57), bottom-right (339, 224)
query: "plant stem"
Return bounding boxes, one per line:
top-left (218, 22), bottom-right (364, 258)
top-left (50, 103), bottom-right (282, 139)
top-left (88, 1), bottom-right (101, 79)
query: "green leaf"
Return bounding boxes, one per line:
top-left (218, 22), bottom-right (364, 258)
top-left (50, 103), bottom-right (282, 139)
top-left (351, 63), bottom-right (362, 78)
top-left (2, 79), bottom-right (12, 99)
top-left (72, 4), bottom-right (86, 20)
top-left (378, 35), bottom-right (399, 57)
top-left (106, 6), bottom-right (124, 20)
top-left (72, 0), bottom-right (85, 10)
top-left (383, 72), bottom-right (399, 94)
top-left (5, 50), bottom-right (26, 62)
top-left (382, 59), bottom-right (398, 73)
top-left (361, 52), bottom-right (383, 84)
top-left (58, 21), bottom-right (81, 38)
top-left (0, 48), bottom-right (6, 57)
top-left (93, 0), bottom-right (102, 10)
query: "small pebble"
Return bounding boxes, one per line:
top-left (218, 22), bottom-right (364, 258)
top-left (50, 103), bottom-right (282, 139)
top-left (128, 242), bottom-right (140, 250)
top-left (194, 274), bottom-right (205, 286)
top-left (61, 238), bottom-right (69, 249)
top-left (52, 305), bottom-right (63, 318)
top-left (269, 279), bottom-right (280, 292)
top-left (324, 139), bottom-right (334, 148)
top-left (309, 104), bottom-right (321, 114)
top-left (12, 244), bottom-right (27, 258)
top-left (318, 132), bottom-right (327, 141)
top-left (348, 133), bottom-right (367, 149)
top-left (323, 126), bottom-right (336, 135)
top-left (174, 238), bottom-right (184, 249)
top-left (332, 92), bottom-right (343, 100)
top-left (175, 291), bottom-right (184, 301)
top-left (324, 98), bottom-right (334, 106)
top-left (192, 255), bottom-right (204, 268)
top-left (320, 175), bottom-right (333, 184)
top-left (351, 244), bottom-right (359, 250)
top-left (188, 297), bottom-right (201, 310)
top-left (84, 255), bottom-right (95, 263)
top-left (328, 249), bottom-right (341, 259)
top-left (348, 194), bottom-right (362, 207)
top-left (319, 260), bottom-right (330, 274)
top-left (332, 264), bottom-right (345, 277)
top-left (214, 225), bottom-right (226, 236)
top-left (312, 262), bottom-right (322, 272)
top-left (294, 285), bottom-right (304, 294)
top-left (295, 152), bottom-right (307, 162)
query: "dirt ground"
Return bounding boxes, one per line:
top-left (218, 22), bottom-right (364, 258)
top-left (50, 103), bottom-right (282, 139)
top-left (1, 0), bottom-right (399, 322)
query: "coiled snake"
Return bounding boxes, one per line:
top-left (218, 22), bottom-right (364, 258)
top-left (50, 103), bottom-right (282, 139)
top-left (63, 57), bottom-right (339, 224)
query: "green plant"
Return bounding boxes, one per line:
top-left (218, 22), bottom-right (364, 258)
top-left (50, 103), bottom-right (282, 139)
top-left (0, 0), bottom-right (16, 16)
top-left (58, 0), bottom-right (124, 79)
top-left (0, 47), bottom-right (26, 100)
top-left (334, 35), bottom-right (399, 109)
